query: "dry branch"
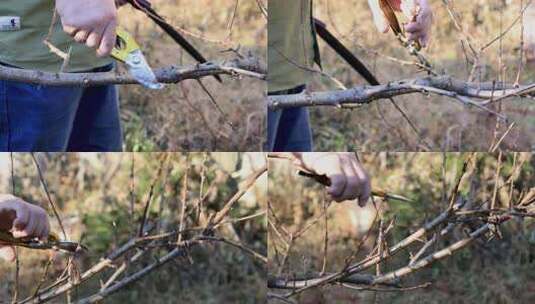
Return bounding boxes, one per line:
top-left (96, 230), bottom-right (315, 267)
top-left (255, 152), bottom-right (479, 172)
top-left (268, 272), bottom-right (398, 289)
top-left (267, 76), bottom-right (535, 110)
top-left (269, 199), bottom-right (467, 297)
top-left (370, 218), bottom-right (502, 285)
top-left (13, 156), bottom-right (267, 304)
top-left (268, 155), bottom-right (534, 301)
top-left (212, 165), bottom-right (268, 227)
top-left (0, 57), bottom-right (266, 87)
top-left (268, 203), bottom-right (531, 298)
top-left (76, 239), bottom-right (205, 304)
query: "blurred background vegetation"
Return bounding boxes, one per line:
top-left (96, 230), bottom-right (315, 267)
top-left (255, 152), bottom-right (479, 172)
top-left (117, 0), bottom-right (266, 151)
top-left (269, 153), bottom-right (535, 304)
top-left (309, 0), bottom-right (535, 151)
top-left (0, 152), bottom-right (267, 303)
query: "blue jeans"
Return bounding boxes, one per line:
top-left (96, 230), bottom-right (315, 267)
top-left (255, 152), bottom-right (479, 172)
top-left (267, 85), bottom-right (312, 152)
top-left (0, 64), bottom-right (122, 152)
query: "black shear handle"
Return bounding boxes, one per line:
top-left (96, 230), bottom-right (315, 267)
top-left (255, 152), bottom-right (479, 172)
top-left (313, 18), bottom-right (380, 86)
top-left (298, 170), bottom-right (332, 187)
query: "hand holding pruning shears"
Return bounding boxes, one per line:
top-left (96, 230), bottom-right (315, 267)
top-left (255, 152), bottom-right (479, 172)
top-left (295, 153), bottom-right (372, 206)
top-left (56, 0), bottom-right (163, 89)
top-left (57, 0), bottom-right (217, 88)
top-left (270, 153), bottom-right (372, 206)
top-left (0, 194), bottom-right (50, 261)
top-left (56, 0), bottom-right (119, 57)
top-left (0, 194), bottom-right (85, 262)
top-left (368, 0), bottom-right (433, 48)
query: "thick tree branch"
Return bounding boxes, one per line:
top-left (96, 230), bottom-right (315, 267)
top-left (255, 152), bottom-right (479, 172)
top-left (0, 57), bottom-right (266, 87)
top-left (268, 76), bottom-right (535, 110)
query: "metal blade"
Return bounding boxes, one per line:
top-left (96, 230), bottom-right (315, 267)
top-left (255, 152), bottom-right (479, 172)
top-left (125, 50), bottom-right (164, 90)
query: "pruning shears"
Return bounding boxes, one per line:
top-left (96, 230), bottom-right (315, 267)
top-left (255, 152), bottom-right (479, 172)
top-left (0, 230), bottom-right (87, 254)
top-left (298, 170), bottom-right (414, 203)
top-left (379, 0), bottom-right (422, 51)
top-left (111, 28), bottom-right (164, 90)
top-left (125, 0), bottom-right (222, 83)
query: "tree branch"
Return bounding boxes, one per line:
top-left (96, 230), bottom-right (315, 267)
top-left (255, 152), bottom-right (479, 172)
top-left (76, 239), bottom-right (204, 304)
top-left (268, 76), bottom-right (535, 110)
top-left (0, 57), bottom-right (266, 87)
top-left (267, 273), bottom-right (398, 289)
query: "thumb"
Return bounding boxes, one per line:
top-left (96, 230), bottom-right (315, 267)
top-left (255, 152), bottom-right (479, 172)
top-left (368, 0), bottom-right (390, 33)
top-left (0, 246), bottom-right (15, 262)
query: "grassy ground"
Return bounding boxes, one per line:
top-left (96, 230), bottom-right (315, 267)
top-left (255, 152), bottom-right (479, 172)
top-left (308, 0), bottom-right (535, 151)
top-left (0, 153), bottom-right (267, 303)
top-left (118, 0), bottom-right (266, 151)
top-left (268, 153), bottom-right (535, 304)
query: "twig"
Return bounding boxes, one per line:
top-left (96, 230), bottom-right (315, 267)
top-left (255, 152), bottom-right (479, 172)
top-left (138, 154), bottom-right (168, 237)
top-left (212, 166), bottom-right (267, 227)
top-left (76, 239), bottom-right (204, 304)
top-left (198, 236), bottom-right (267, 264)
top-left (177, 157), bottom-right (190, 244)
top-left (31, 153), bottom-right (67, 240)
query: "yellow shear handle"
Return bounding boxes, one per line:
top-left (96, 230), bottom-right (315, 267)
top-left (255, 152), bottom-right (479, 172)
top-left (111, 27), bottom-right (140, 63)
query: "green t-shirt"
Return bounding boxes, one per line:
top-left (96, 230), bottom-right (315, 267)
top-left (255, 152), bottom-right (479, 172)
top-left (268, 0), bottom-right (320, 93)
top-left (0, 1), bottom-right (111, 72)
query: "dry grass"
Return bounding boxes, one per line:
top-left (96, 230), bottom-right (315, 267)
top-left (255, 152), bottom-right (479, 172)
top-left (308, 0), bottom-right (535, 151)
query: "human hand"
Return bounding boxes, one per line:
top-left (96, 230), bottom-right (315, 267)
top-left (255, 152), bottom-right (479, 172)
top-left (0, 195), bottom-right (50, 261)
top-left (368, 0), bottom-right (433, 47)
top-left (292, 153), bottom-right (371, 206)
top-left (56, 0), bottom-right (118, 57)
